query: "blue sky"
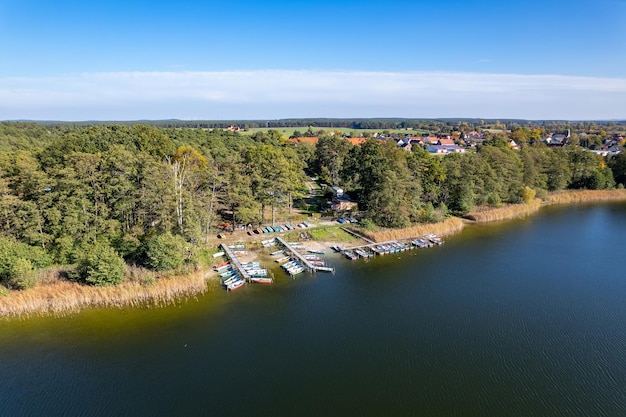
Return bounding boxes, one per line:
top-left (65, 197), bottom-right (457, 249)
top-left (1, 0), bottom-right (625, 120)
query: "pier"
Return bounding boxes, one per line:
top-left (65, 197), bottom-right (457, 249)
top-left (341, 235), bottom-right (443, 259)
top-left (275, 237), bottom-right (316, 273)
top-left (340, 227), bottom-right (375, 244)
top-left (220, 244), bottom-right (251, 281)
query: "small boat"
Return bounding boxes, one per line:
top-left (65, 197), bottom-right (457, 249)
top-left (270, 249), bottom-right (285, 256)
top-left (220, 269), bottom-right (236, 278)
top-left (316, 266), bottom-right (335, 273)
top-left (251, 276), bottom-right (273, 284)
top-left (344, 250), bottom-right (358, 260)
top-left (308, 249), bottom-right (326, 255)
top-left (227, 279), bottom-right (245, 291)
top-left (228, 244), bottom-right (246, 249)
top-left (330, 245), bottom-right (342, 252)
top-left (222, 275), bottom-right (241, 286)
top-left (275, 256), bottom-right (290, 263)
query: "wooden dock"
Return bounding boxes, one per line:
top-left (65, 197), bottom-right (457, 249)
top-left (275, 237), bottom-right (316, 273)
top-left (340, 227), bottom-right (375, 244)
top-left (220, 244), bottom-right (251, 281)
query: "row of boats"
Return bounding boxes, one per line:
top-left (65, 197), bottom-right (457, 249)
top-left (250, 221), bottom-right (312, 236)
top-left (216, 244), bottom-right (274, 291)
top-left (340, 234), bottom-right (444, 260)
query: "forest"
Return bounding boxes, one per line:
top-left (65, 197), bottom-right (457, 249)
top-left (1, 121), bottom-right (625, 291)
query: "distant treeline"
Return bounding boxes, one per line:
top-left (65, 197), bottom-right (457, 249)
top-left (8, 118), bottom-right (626, 133)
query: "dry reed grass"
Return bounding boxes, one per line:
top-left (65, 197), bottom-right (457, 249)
top-left (357, 217), bottom-right (465, 243)
top-left (545, 189), bottom-right (626, 205)
top-left (0, 270), bottom-right (209, 318)
top-left (465, 199), bottom-right (542, 223)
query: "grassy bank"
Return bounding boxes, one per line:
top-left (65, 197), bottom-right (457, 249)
top-left (545, 189), bottom-right (626, 205)
top-left (465, 199), bottom-right (542, 223)
top-left (356, 217), bottom-right (465, 243)
top-left (0, 270), bottom-right (211, 318)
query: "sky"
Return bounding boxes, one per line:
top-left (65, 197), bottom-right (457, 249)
top-left (0, 0), bottom-right (625, 121)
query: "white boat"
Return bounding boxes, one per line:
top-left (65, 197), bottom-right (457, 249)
top-left (308, 249), bottom-right (326, 254)
top-left (251, 277), bottom-right (273, 284)
top-left (227, 279), bottom-right (245, 291)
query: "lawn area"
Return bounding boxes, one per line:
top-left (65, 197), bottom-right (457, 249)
top-left (308, 226), bottom-right (359, 243)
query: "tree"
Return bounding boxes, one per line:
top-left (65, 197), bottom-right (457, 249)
top-left (74, 243), bottom-right (126, 286)
top-left (143, 233), bottom-right (186, 271)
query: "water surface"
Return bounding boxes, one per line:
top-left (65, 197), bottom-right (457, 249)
top-left (1, 203), bottom-right (625, 416)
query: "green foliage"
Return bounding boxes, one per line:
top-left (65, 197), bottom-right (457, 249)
top-left (0, 284), bottom-right (8, 296)
top-left (521, 186), bottom-right (537, 203)
top-left (74, 243), bottom-right (126, 286)
top-left (0, 237), bottom-right (52, 290)
top-left (6, 258), bottom-right (38, 290)
top-left (143, 233), bottom-right (187, 271)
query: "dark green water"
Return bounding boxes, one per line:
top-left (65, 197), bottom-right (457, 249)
top-left (1, 204), bottom-right (625, 416)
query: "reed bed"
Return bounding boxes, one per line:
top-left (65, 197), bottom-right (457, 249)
top-left (545, 189), bottom-right (626, 205)
top-left (465, 199), bottom-right (542, 223)
top-left (357, 217), bottom-right (465, 243)
top-left (0, 272), bottom-right (209, 318)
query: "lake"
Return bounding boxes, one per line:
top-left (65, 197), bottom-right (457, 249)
top-left (1, 203), bottom-right (625, 416)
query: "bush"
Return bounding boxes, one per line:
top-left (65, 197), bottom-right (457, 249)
top-left (144, 233), bottom-right (186, 271)
top-left (74, 243), bottom-right (126, 286)
top-left (0, 285), bottom-right (8, 297)
top-left (6, 258), bottom-right (39, 290)
top-left (0, 237), bottom-right (51, 290)
top-left (521, 186), bottom-right (537, 204)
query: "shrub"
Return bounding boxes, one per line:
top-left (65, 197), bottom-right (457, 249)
top-left (74, 243), bottom-right (126, 286)
top-left (521, 186), bottom-right (537, 204)
top-left (144, 233), bottom-right (186, 271)
top-left (0, 285), bottom-right (8, 297)
top-left (6, 258), bottom-right (39, 290)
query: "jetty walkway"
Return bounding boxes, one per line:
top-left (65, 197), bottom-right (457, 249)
top-left (220, 244), bottom-right (251, 281)
top-left (275, 237), bottom-right (316, 273)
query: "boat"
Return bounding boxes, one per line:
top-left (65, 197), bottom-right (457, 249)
top-left (344, 250), bottom-right (358, 260)
top-left (316, 266), bottom-right (335, 273)
top-left (308, 249), bottom-right (326, 254)
top-left (227, 279), bottom-right (245, 291)
top-left (222, 275), bottom-right (241, 286)
top-left (330, 245), bottom-right (342, 252)
top-left (275, 256), bottom-right (290, 263)
top-left (270, 249), bottom-right (285, 256)
top-left (220, 269), bottom-right (236, 278)
top-left (251, 276), bottom-right (273, 284)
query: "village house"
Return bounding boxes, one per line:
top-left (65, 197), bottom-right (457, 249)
top-left (426, 144), bottom-right (466, 154)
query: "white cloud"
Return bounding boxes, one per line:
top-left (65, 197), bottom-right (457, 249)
top-left (1, 70), bottom-right (625, 120)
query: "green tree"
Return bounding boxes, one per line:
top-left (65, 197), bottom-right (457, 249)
top-left (73, 243), bottom-right (126, 286)
top-left (144, 233), bottom-right (186, 271)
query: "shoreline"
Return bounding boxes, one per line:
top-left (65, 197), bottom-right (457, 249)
top-left (3, 189), bottom-right (626, 318)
